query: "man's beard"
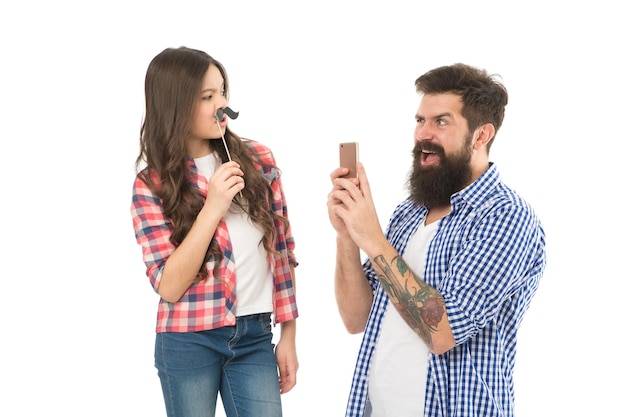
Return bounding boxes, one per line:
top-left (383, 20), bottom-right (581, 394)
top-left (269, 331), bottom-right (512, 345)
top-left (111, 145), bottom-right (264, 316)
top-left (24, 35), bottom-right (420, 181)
top-left (407, 134), bottom-right (473, 208)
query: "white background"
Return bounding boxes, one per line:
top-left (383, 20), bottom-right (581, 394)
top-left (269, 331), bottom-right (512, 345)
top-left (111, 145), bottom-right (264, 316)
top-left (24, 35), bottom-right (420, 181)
top-left (1, 1), bottom-right (624, 416)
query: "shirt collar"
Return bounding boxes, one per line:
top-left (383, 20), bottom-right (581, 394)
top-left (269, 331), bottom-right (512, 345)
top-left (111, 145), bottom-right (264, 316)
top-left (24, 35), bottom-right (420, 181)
top-left (451, 162), bottom-right (500, 209)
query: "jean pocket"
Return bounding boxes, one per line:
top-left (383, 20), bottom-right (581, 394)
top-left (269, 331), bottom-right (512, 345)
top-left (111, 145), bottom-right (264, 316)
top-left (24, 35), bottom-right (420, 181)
top-left (257, 312), bottom-right (272, 333)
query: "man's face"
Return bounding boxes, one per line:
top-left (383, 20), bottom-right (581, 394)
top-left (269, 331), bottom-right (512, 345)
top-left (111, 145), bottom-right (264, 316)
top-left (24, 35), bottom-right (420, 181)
top-left (408, 93), bottom-right (474, 208)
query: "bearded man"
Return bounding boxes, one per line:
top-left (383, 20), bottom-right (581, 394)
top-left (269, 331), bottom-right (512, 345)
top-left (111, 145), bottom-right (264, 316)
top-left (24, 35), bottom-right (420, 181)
top-left (327, 63), bottom-right (547, 417)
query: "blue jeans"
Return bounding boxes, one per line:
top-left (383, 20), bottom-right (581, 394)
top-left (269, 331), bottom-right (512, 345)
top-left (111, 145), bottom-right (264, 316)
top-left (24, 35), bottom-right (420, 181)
top-left (155, 313), bottom-right (282, 417)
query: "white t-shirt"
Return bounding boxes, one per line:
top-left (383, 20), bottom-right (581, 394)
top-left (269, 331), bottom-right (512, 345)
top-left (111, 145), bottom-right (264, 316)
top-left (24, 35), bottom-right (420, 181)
top-left (367, 219), bottom-right (439, 417)
top-left (194, 153), bottom-right (274, 317)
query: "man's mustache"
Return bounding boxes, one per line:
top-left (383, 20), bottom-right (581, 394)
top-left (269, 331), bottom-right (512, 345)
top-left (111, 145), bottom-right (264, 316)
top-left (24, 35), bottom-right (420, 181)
top-left (414, 142), bottom-right (444, 155)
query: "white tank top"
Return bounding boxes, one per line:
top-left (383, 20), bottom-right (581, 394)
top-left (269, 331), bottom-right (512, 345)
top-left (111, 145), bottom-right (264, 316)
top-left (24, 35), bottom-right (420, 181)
top-left (195, 153), bottom-right (273, 317)
top-left (367, 219), bottom-right (439, 417)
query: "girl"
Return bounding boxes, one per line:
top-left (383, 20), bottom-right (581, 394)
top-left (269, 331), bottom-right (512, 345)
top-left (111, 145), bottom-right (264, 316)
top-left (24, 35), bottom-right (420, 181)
top-left (131, 46), bottom-right (298, 417)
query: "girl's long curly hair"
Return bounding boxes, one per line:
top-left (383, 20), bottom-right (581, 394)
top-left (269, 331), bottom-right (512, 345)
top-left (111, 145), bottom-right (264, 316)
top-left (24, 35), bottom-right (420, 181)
top-left (135, 46), bottom-right (288, 279)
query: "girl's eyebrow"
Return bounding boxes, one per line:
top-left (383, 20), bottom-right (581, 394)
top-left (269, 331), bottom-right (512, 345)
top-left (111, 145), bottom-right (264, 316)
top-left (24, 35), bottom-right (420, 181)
top-left (201, 82), bottom-right (224, 95)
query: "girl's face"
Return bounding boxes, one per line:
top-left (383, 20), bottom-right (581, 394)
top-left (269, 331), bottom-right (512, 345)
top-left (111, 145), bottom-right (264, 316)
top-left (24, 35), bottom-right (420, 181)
top-left (186, 64), bottom-right (228, 154)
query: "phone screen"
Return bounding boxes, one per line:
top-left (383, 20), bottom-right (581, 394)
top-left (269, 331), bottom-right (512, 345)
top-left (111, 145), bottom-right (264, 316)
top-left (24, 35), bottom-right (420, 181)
top-left (339, 142), bottom-right (359, 178)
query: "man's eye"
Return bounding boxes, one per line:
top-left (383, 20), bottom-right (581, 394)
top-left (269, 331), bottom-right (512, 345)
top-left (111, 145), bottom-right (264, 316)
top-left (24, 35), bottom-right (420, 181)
top-left (436, 119), bottom-right (446, 126)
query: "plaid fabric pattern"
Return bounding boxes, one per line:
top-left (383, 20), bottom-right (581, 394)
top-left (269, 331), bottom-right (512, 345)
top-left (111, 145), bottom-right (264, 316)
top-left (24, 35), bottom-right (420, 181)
top-left (131, 140), bottom-right (298, 333)
top-left (345, 164), bottom-right (546, 417)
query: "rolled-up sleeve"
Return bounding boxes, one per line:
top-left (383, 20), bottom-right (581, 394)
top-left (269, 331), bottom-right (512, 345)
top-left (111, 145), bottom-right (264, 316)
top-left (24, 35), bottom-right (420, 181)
top-left (130, 175), bottom-right (175, 292)
top-left (438, 203), bottom-right (543, 345)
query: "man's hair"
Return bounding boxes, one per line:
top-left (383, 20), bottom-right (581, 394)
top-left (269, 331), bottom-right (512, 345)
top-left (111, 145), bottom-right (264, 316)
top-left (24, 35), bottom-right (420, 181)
top-left (415, 63), bottom-right (508, 150)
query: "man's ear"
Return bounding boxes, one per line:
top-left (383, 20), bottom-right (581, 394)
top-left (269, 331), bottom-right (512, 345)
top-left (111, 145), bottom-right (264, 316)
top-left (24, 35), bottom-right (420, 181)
top-left (473, 123), bottom-right (495, 150)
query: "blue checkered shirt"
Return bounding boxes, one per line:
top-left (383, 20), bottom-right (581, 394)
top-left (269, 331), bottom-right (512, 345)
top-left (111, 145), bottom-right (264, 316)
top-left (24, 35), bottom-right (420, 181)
top-left (344, 163), bottom-right (546, 417)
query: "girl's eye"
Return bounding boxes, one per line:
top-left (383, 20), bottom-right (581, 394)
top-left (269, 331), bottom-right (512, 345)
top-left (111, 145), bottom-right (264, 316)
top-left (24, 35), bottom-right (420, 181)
top-left (220, 90), bottom-right (226, 97)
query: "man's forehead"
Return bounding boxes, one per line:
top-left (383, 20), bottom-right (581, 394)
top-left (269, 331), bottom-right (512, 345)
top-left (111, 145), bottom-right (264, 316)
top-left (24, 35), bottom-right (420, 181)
top-left (417, 93), bottom-right (463, 116)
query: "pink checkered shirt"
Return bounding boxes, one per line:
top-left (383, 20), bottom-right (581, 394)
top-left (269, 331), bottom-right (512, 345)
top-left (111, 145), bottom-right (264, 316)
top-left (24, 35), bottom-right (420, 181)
top-left (131, 140), bottom-right (298, 332)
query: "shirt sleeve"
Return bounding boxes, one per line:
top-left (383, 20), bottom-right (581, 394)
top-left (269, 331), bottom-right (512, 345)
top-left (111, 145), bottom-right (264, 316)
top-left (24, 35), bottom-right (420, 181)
top-left (130, 174), bottom-right (175, 292)
top-left (250, 140), bottom-right (298, 267)
top-left (275, 171), bottom-right (298, 267)
top-left (439, 203), bottom-right (545, 345)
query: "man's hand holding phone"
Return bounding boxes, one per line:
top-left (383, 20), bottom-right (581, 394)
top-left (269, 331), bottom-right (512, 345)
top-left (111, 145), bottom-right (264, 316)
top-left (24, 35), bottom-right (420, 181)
top-left (329, 142), bottom-right (361, 237)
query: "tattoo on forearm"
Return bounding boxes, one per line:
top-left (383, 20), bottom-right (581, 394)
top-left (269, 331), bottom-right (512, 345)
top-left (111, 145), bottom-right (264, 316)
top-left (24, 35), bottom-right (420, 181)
top-left (374, 254), bottom-right (444, 348)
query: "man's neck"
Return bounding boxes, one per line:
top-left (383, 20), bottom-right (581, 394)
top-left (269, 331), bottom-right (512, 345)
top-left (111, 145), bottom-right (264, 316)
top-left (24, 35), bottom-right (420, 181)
top-left (425, 205), bottom-right (451, 225)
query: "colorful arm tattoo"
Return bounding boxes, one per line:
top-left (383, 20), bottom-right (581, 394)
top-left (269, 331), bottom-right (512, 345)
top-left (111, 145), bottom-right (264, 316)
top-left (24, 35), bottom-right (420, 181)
top-left (373, 254), bottom-right (445, 349)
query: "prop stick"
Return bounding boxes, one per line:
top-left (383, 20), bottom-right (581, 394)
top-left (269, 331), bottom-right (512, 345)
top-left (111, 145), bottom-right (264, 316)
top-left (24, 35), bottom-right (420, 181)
top-left (214, 107), bottom-right (242, 197)
top-left (214, 107), bottom-right (239, 161)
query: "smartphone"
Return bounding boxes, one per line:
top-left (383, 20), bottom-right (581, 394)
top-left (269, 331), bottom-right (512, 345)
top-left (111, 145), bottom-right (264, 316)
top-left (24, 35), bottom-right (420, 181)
top-left (339, 142), bottom-right (359, 178)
